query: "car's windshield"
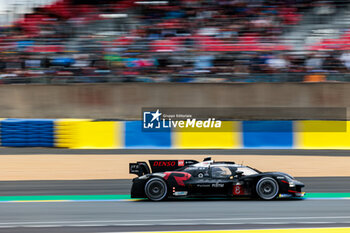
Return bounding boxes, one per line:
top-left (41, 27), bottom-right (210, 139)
top-left (211, 166), bottom-right (232, 178)
top-left (236, 166), bottom-right (260, 176)
top-left (247, 166), bottom-right (261, 173)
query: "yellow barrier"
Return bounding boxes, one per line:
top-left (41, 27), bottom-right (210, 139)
top-left (172, 121), bottom-right (241, 149)
top-left (295, 120), bottom-right (350, 149)
top-left (55, 120), bottom-right (123, 149)
top-left (73, 121), bottom-right (122, 149)
top-left (55, 119), bottom-right (89, 148)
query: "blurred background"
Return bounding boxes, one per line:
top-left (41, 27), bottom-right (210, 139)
top-left (1, 0), bottom-right (350, 83)
top-left (0, 1), bottom-right (350, 232)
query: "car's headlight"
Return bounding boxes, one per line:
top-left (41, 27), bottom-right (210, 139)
top-left (139, 175), bottom-right (149, 179)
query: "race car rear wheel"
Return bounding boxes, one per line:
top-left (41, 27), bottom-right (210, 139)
top-left (145, 178), bottom-right (168, 201)
top-left (256, 177), bottom-right (279, 200)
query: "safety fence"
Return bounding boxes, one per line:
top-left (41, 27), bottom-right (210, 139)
top-left (0, 119), bottom-right (349, 149)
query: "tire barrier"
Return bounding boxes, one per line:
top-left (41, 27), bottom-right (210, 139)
top-left (1, 119), bottom-right (54, 147)
top-left (0, 119), bottom-right (349, 149)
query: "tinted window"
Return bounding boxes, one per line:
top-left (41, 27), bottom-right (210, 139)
top-left (236, 167), bottom-right (259, 176)
top-left (211, 166), bottom-right (232, 178)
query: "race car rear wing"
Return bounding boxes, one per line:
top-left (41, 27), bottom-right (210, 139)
top-left (129, 162), bottom-right (151, 177)
top-left (129, 160), bottom-right (199, 176)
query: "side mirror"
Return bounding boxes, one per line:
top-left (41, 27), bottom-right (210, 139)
top-left (235, 171), bottom-right (244, 178)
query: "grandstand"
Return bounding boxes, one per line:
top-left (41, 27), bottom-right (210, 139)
top-left (1, 0), bottom-right (350, 83)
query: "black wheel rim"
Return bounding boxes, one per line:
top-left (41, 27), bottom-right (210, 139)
top-left (260, 181), bottom-right (274, 195)
top-left (257, 179), bottom-right (278, 199)
top-left (147, 180), bottom-right (166, 200)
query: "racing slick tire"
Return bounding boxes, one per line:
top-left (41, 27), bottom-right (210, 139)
top-left (144, 178), bottom-right (168, 201)
top-left (256, 177), bottom-right (279, 200)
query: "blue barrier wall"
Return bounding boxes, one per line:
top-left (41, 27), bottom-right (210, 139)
top-left (124, 121), bottom-right (172, 149)
top-left (242, 121), bottom-right (293, 149)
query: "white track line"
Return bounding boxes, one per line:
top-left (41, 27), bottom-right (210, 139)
top-left (1, 216), bottom-right (350, 226)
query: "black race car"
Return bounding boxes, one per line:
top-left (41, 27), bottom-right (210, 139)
top-left (129, 157), bottom-right (305, 201)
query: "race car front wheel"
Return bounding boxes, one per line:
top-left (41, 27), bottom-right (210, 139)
top-left (145, 178), bottom-right (168, 201)
top-left (256, 177), bottom-right (279, 200)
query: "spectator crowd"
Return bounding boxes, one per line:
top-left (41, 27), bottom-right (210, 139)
top-left (0, 0), bottom-right (349, 83)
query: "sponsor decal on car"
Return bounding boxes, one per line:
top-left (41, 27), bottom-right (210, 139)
top-left (164, 172), bottom-right (191, 186)
top-left (178, 160), bottom-right (184, 166)
top-left (212, 183), bottom-right (224, 188)
top-left (233, 184), bottom-right (244, 195)
top-left (197, 184), bottom-right (210, 188)
top-left (153, 161), bottom-right (176, 167)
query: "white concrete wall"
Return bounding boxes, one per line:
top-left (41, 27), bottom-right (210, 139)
top-left (0, 83), bottom-right (349, 119)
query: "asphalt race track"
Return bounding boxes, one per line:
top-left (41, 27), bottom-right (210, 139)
top-left (0, 199), bottom-right (350, 233)
top-left (0, 149), bottom-right (349, 233)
